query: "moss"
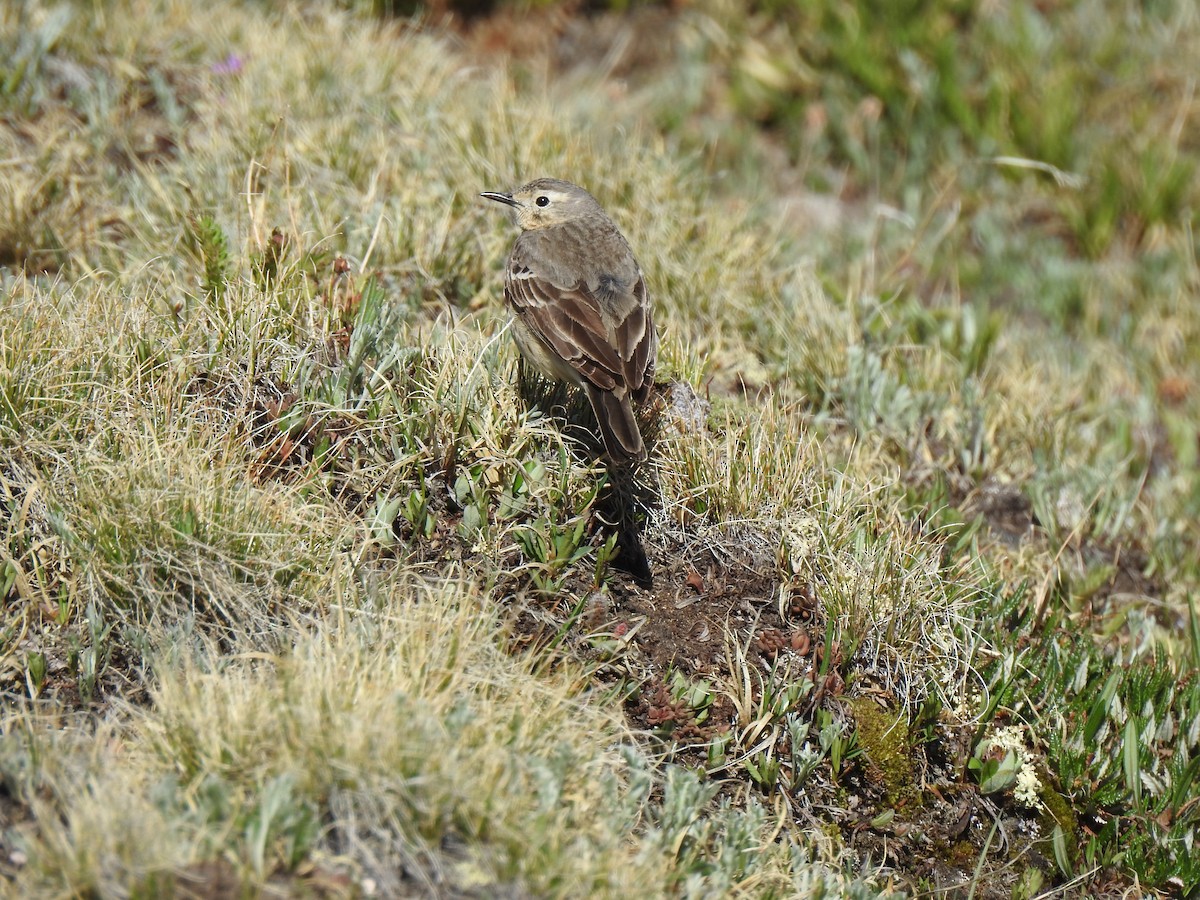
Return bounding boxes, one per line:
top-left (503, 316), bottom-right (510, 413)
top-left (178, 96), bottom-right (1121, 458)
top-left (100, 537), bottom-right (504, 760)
top-left (1034, 761), bottom-right (1079, 871)
top-left (847, 696), bottom-right (917, 808)
top-left (946, 840), bottom-right (978, 868)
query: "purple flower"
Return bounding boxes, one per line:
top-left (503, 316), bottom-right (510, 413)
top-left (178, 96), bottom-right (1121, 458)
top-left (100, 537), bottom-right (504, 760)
top-left (211, 54), bottom-right (244, 76)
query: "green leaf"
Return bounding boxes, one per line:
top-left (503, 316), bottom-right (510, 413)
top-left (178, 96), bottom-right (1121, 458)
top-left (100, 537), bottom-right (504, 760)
top-left (1123, 717), bottom-right (1141, 807)
top-left (1084, 672), bottom-right (1120, 743)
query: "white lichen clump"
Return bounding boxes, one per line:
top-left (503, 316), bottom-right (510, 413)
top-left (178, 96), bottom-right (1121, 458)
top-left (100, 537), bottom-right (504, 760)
top-left (1014, 766), bottom-right (1044, 811)
top-left (992, 725), bottom-right (1044, 811)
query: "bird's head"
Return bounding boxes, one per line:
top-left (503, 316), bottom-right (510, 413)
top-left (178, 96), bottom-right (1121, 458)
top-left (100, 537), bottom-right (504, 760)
top-left (481, 178), bottom-right (603, 230)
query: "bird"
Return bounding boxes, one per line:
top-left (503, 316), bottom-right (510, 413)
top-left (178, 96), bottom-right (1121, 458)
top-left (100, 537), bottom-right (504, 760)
top-left (480, 178), bottom-right (657, 464)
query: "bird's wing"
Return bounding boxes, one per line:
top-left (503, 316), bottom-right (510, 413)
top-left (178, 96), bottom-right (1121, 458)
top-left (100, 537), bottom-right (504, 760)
top-left (505, 259), bottom-right (654, 396)
top-left (615, 273), bottom-right (656, 402)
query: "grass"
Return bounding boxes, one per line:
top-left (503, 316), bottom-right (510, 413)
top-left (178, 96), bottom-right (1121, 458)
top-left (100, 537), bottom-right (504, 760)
top-left (2, 0), bottom-right (1199, 896)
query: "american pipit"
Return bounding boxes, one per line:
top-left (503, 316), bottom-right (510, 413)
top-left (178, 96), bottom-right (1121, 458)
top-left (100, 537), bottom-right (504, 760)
top-left (481, 178), bottom-right (657, 463)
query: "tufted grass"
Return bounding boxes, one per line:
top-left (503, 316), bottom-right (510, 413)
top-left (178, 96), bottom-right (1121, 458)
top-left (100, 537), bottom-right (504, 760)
top-left (2, 0), bottom-right (1199, 896)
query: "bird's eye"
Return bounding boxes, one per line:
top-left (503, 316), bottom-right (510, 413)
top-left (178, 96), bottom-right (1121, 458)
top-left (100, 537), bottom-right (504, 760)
top-left (535, 196), bottom-right (550, 207)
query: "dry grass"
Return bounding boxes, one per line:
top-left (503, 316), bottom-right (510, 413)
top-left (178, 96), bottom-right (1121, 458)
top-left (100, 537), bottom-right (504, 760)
top-left (8, 578), bottom-right (660, 895)
top-left (3, 0), bottom-right (1199, 896)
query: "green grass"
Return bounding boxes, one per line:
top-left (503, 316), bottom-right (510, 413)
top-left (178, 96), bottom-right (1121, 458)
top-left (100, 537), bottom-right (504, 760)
top-left (2, 0), bottom-right (1200, 895)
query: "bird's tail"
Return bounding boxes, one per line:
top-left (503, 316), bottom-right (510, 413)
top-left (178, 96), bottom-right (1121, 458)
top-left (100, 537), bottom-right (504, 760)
top-left (597, 452), bottom-right (654, 589)
top-left (585, 385), bottom-right (645, 463)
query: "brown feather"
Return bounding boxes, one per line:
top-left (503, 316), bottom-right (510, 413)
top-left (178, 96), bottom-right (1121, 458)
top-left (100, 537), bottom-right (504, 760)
top-left (490, 182), bottom-right (656, 462)
top-left (585, 384), bottom-right (645, 462)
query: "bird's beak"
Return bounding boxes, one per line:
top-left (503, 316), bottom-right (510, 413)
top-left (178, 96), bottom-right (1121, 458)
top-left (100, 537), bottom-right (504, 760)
top-left (480, 191), bottom-right (521, 209)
